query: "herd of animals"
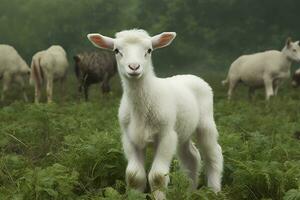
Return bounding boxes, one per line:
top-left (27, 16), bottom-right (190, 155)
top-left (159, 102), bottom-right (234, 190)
top-left (0, 37), bottom-right (300, 103)
top-left (1, 29), bottom-right (300, 199)
top-left (0, 44), bottom-right (117, 103)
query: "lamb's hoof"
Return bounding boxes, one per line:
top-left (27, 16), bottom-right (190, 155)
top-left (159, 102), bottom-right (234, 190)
top-left (126, 169), bottom-right (146, 191)
top-left (152, 190), bottom-right (166, 200)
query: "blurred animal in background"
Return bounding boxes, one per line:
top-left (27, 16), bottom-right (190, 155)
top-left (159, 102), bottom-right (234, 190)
top-left (73, 52), bottom-right (117, 101)
top-left (222, 38), bottom-right (300, 100)
top-left (292, 68), bottom-right (300, 88)
top-left (30, 45), bottom-right (69, 103)
top-left (0, 45), bottom-right (30, 102)
top-left (88, 29), bottom-right (223, 199)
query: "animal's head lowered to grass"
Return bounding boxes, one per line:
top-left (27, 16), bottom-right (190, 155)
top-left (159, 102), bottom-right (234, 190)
top-left (87, 29), bottom-right (176, 80)
top-left (282, 37), bottom-right (300, 62)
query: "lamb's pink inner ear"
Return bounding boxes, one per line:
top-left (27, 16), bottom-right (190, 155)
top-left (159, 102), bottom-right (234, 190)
top-left (88, 34), bottom-right (114, 50)
top-left (91, 35), bottom-right (109, 49)
top-left (152, 32), bottom-right (176, 49)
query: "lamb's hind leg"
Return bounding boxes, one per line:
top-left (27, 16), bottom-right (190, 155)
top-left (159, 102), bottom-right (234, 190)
top-left (1, 73), bottom-right (11, 102)
top-left (177, 140), bottom-right (201, 189)
top-left (196, 118), bottom-right (223, 192)
top-left (34, 81), bottom-right (42, 104)
top-left (149, 130), bottom-right (177, 200)
top-left (122, 134), bottom-right (147, 192)
top-left (46, 77), bottom-right (54, 103)
top-left (227, 78), bottom-right (239, 100)
top-left (264, 77), bottom-right (274, 100)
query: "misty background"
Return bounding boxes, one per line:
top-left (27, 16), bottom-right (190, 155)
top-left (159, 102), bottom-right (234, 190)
top-left (1, 0), bottom-right (300, 74)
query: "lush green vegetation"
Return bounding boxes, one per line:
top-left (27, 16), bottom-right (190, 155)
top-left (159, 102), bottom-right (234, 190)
top-left (0, 73), bottom-right (299, 199)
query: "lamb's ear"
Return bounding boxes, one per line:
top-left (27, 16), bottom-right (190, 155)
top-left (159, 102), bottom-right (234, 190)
top-left (286, 37), bottom-right (292, 48)
top-left (87, 33), bottom-right (114, 50)
top-left (151, 32), bottom-right (176, 49)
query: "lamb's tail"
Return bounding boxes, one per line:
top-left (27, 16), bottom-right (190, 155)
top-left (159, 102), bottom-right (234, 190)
top-left (221, 78), bottom-right (228, 86)
top-left (30, 58), bottom-right (44, 87)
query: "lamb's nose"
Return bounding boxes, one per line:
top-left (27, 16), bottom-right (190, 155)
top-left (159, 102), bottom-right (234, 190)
top-left (128, 63), bottom-right (140, 71)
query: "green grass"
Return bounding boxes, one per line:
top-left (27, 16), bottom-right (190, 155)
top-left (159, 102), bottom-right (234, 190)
top-left (0, 71), bottom-right (300, 200)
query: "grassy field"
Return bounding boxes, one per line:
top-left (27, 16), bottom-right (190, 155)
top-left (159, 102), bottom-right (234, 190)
top-left (0, 70), bottom-right (300, 200)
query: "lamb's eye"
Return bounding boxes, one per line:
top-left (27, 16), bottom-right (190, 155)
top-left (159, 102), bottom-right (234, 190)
top-left (293, 49), bottom-right (297, 52)
top-left (114, 48), bottom-right (119, 54)
top-left (147, 48), bottom-right (152, 54)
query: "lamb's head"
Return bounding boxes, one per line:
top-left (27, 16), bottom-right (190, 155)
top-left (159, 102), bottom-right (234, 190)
top-left (87, 29), bottom-right (176, 79)
top-left (283, 38), bottom-right (300, 62)
top-left (20, 61), bottom-right (30, 76)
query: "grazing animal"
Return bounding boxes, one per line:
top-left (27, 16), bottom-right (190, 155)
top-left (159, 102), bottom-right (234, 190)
top-left (73, 52), bottom-right (117, 101)
top-left (222, 38), bottom-right (300, 100)
top-left (292, 68), bottom-right (300, 88)
top-left (87, 29), bottom-right (223, 199)
top-left (0, 45), bottom-right (30, 102)
top-left (30, 45), bottom-right (69, 103)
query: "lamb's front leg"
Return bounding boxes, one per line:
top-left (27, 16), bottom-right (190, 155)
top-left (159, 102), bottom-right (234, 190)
top-left (122, 134), bottom-right (147, 191)
top-left (149, 130), bottom-right (177, 200)
top-left (264, 77), bottom-right (274, 100)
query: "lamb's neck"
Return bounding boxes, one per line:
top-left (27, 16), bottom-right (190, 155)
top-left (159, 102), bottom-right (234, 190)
top-left (281, 48), bottom-right (293, 67)
top-left (122, 71), bottom-right (158, 105)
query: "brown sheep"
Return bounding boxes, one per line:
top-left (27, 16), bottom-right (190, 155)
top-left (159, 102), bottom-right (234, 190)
top-left (74, 51), bottom-right (117, 101)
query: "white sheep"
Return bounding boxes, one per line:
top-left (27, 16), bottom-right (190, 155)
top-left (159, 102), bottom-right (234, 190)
top-left (0, 44), bottom-right (30, 102)
top-left (222, 38), bottom-right (300, 100)
top-left (30, 45), bottom-right (69, 103)
top-left (87, 29), bottom-right (223, 199)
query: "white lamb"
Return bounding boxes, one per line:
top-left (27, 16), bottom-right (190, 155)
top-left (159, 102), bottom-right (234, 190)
top-left (0, 44), bottom-right (30, 101)
top-left (30, 45), bottom-right (69, 103)
top-left (87, 29), bottom-right (223, 199)
top-left (222, 38), bottom-right (300, 100)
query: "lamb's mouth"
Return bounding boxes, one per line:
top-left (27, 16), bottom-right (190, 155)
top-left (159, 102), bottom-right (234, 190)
top-left (128, 72), bottom-right (141, 77)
